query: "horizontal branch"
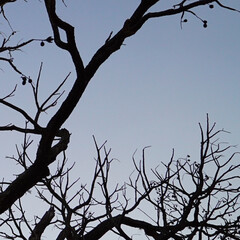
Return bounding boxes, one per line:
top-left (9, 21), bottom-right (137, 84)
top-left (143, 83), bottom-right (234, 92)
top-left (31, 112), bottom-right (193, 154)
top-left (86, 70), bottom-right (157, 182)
top-left (83, 215), bottom-right (166, 240)
top-left (0, 98), bottom-right (42, 130)
top-left (0, 39), bottom-right (34, 54)
top-left (0, 124), bottom-right (42, 134)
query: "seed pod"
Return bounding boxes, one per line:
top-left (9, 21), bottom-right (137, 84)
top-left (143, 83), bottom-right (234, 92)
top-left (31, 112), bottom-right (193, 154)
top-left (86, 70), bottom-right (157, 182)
top-left (203, 20), bottom-right (207, 28)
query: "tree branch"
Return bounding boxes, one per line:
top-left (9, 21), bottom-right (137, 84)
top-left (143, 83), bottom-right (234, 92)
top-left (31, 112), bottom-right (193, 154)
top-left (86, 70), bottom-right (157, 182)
top-left (29, 207), bottom-right (55, 240)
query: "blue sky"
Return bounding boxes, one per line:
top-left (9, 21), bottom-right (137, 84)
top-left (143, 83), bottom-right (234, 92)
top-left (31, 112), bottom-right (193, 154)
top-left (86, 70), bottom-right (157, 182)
top-left (0, 1), bottom-right (240, 239)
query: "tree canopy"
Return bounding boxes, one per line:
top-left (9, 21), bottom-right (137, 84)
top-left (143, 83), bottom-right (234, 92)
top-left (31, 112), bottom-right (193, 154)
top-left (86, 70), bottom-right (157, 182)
top-left (0, 1), bottom-right (239, 239)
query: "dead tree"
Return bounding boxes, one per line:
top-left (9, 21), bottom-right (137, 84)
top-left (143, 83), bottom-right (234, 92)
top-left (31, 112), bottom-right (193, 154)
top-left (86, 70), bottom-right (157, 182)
top-left (0, 0), bottom-right (239, 239)
top-left (1, 116), bottom-right (239, 239)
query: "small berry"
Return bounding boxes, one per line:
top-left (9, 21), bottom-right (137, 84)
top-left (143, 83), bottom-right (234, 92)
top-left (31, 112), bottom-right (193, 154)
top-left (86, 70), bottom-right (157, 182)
top-left (203, 20), bottom-right (207, 28)
top-left (209, 4), bottom-right (214, 9)
top-left (28, 78), bottom-right (32, 83)
top-left (22, 80), bottom-right (26, 85)
top-left (40, 41), bottom-right (45, 47)
top-left (21, 76), bottom-right (27, 81)
top-left (183, 19), bottom-right (188, 23)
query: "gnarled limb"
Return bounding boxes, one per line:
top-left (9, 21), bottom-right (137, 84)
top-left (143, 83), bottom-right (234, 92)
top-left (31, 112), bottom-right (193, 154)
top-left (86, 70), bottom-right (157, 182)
top-left (29, 207), bottom-right (55, 240)
top-left (0, 0), bottom-right (239, 227)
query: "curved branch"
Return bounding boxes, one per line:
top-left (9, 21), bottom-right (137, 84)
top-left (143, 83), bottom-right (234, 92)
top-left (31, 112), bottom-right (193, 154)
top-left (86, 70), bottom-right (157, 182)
top-left (0, 128), bottom-right (70, 214)
top-left (0, 57), bottom-right (23, 75)
top-left (44, 0), bottom-right (84, 74)
top-left (0, 98), bottom-right (42, 131)
top-left (83, 215), bottom-right (165, 240)
top-left (29, 207), bottom-right (55, 240)
top-left (0, 124), bottom-right (41, 134)
top-left (0, 39), bottom-right (34, 54)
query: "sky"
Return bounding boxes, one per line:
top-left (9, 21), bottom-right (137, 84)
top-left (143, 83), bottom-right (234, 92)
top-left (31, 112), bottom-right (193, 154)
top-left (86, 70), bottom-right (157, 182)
top-left (0, 0), bottom-right (240, 239)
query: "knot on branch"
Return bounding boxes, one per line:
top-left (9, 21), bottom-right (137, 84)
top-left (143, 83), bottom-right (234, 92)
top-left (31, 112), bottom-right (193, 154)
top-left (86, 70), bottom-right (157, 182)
top-left (123, 19), bottom-right (138, 36)
top-left (49, 128), bottom-right (70, 164)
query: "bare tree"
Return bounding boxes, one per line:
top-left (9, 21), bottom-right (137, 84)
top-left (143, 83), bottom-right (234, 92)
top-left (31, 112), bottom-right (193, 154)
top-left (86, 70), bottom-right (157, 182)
top-left (0, 0), bottom-right (239, 239)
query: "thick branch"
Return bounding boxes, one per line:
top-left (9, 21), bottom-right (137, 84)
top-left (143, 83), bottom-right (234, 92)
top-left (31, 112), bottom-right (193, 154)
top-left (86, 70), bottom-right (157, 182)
top-left (0, 128), bottom-right (70, 214)
top-left (0, 164), bottom-right (49, 214)
top-left (83, 215), bottom-right (165, 240)
top-left (39, 0), bottom-right (86, 150)
top-left (29, 207), bottom-right (55, 240)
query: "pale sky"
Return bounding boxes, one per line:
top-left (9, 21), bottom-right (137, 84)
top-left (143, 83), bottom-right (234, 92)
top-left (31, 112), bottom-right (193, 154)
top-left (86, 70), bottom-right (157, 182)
top-left (0, 1), bottom-right (240, 239)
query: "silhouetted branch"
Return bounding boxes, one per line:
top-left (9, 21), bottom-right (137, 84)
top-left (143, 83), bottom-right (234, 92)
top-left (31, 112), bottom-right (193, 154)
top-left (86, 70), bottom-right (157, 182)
top-left (0, 97), bottom-right (42, 132)
top-left (31, 63), bottom-right (71, 123)
top-left (29, 207), bottom-right (55, 240)
top-left (0, 1), bottom-right (239, 239)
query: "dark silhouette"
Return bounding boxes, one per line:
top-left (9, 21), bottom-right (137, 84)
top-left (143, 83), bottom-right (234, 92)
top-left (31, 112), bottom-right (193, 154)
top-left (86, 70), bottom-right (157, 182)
top-left (0, 1), bottom-right (239, 239)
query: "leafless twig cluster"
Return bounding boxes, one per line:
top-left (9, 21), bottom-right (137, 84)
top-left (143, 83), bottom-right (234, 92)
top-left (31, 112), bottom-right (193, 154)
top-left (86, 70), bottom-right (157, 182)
top-left (0, 116), bottom-right (239, 239)
top-left (0, 0), bottom-right (239, 239)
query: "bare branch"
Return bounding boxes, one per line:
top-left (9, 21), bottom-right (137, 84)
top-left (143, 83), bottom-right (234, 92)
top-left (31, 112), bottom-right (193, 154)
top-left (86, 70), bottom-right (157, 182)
top-left (29, 207), bottom-right (55, 240)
